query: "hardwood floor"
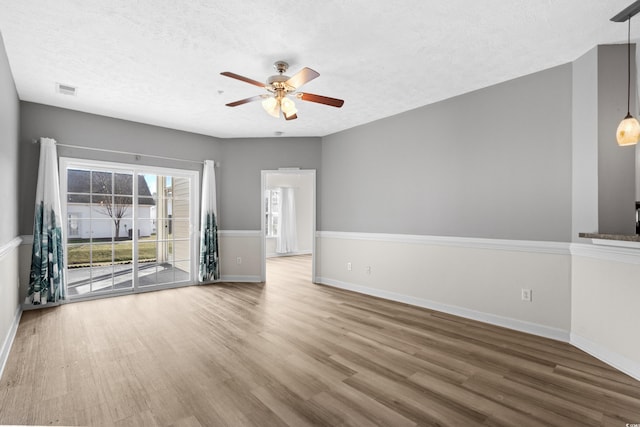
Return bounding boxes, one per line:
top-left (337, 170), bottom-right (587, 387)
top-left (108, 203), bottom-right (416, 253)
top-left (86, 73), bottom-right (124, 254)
top-left (2, 254), bottom-right (640, 426)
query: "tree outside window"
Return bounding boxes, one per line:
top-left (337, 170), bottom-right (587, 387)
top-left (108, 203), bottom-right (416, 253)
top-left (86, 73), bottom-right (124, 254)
top-left (92, 171), bottom-right (133, 240)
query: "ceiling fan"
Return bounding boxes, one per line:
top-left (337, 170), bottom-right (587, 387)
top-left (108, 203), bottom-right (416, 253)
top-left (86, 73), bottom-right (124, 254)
top-left (220, 61), bottom-right (344, 121)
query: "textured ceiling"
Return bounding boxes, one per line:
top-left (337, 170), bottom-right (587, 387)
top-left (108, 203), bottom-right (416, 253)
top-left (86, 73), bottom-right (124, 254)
top-left (0, 1), bottom-right (637, 138)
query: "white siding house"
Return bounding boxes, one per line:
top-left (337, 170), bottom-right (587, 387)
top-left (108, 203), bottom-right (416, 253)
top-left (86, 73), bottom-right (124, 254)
top-left (66, 169), bottom-right (156, 240)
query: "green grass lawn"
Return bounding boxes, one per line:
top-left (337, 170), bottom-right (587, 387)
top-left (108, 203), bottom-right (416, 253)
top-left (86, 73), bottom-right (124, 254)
top-left (67, 236), bottom-right (170, 266)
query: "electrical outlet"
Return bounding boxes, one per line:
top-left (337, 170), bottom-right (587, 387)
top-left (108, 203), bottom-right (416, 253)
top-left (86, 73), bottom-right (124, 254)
top-left (347, 262), bottom-right (352, 271)
top-left (521, 288), bottom-right (532, 302)
top-left (365, 266), bottom-right (371, 275)
top-left (236, 257), bottom-right (242, 265)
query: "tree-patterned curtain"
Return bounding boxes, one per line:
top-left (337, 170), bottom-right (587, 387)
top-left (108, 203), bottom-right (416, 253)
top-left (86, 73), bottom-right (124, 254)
top-left (199, 160), bottom-right (219, 282)
top-left (28, 137), bottom-right (65, 305)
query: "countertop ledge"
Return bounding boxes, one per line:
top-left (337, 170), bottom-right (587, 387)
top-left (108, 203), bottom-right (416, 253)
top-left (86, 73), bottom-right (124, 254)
top-left (578, 233), bottom-right (640, 242)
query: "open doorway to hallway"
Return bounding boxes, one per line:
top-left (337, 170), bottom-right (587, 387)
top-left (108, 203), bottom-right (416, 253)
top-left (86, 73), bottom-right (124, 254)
top-left (261, 169), bottom-right (315, 282)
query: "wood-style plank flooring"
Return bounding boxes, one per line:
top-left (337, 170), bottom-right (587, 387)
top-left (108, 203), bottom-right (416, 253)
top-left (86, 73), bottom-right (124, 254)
top-left (1, 255), bottom-right (640, 426)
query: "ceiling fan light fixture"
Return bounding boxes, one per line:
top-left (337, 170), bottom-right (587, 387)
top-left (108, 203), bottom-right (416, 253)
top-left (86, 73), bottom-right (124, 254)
top-left (281, 97), bottom-right (297, 118)
top-left (221, 61), bottom-right (344, 120)
top-left (262, 97), bottom-right (280, 118)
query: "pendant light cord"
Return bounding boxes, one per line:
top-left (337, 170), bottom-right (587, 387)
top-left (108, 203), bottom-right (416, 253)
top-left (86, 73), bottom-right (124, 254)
top-left (628, 17), bottom-right (632, 115)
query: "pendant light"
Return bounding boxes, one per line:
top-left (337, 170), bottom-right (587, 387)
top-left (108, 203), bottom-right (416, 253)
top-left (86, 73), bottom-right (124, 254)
top-left (616, 15), bottom-right (640, 146)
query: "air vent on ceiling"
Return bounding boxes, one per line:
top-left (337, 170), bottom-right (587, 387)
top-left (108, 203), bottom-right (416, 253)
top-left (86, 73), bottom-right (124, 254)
top-left (56, 83), bottom-right (77, 96)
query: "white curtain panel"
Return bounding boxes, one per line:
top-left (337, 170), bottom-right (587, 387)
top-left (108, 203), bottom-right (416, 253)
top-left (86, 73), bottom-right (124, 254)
top-left (28, 137), bottom-right (65, 304)
top-left (198, 160), bottom-right (220, 281)
top-left (276, 187), bottom-right (298, 254)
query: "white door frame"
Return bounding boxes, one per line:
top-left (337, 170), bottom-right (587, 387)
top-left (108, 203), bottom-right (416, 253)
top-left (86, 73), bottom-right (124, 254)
top-left (60, 157), bottom-right (200, 299)
top-left (260, 169), bottom-right (316, 282)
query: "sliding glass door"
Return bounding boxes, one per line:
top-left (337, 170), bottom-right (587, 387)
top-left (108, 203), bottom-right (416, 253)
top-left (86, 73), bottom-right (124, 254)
top-left (60, 158), bottom-right (198, 299)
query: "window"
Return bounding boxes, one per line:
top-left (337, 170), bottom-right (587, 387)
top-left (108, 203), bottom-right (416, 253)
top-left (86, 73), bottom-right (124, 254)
top-left (265, 189), bottom-right (280, 237)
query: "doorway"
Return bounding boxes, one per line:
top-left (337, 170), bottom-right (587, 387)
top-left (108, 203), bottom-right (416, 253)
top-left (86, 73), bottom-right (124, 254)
top-left (260, 169), bottom-right (316, 282)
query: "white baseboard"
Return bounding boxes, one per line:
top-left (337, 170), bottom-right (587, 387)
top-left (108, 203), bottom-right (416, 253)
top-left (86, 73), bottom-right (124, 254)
top-left (570, 333), bottom-right (640, 381)
top-left (0, 305), bottom-right (22, 380)
top-left (219, 275), bottom-right (262, 283)
top-left (316, 277), bottom-right (570, 343)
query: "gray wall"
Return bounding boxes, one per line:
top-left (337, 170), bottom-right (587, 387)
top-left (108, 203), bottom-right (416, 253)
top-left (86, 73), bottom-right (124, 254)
top-left (15, 48), bottom-right (633, 242)
top-left (18, 102), bottom-right (321, 232)
top-left (19, 102), bottom-right (222, 234)
top-left (572, 44), bottom-right (638, 240)
top-left (0, 33), bottom-right (19, 245)
top-left (597, 45), bottom-right (637, 235)
top-left (572, 46), bottom-right (599, 242)
top-left (320, 64), bottom-right (573, 242)
top-left (219, 137), bottom-right (321, 230)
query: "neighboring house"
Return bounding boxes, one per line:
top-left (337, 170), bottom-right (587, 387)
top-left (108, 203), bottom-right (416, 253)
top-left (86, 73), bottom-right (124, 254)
top-left (66, 169), bottom-right (156, 239)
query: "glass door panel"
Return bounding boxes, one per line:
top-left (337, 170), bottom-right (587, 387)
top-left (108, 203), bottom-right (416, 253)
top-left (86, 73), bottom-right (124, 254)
top-left (138, 240), bottom-right (158, 287)
top-left (137, 173), bottom-right (192, 288)
top-left (65, 168), bottom-right (134, 297)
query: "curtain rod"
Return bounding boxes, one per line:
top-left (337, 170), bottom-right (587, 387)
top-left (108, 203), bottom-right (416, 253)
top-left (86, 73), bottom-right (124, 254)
top-left (32, 138), bottom-right (207, 165)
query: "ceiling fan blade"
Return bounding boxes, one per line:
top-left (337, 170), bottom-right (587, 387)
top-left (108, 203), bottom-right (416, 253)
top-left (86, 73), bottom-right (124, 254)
top-left (285, 113), bottom-right (298, 121)
top-left (226, 95), bottom-right (264, 107)
top-left (297, 92), bottom-right (344, 108)
top-left (220, 72), bottom-right (266, 88)
top-left (285, 67), bottom-right (320, 89)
